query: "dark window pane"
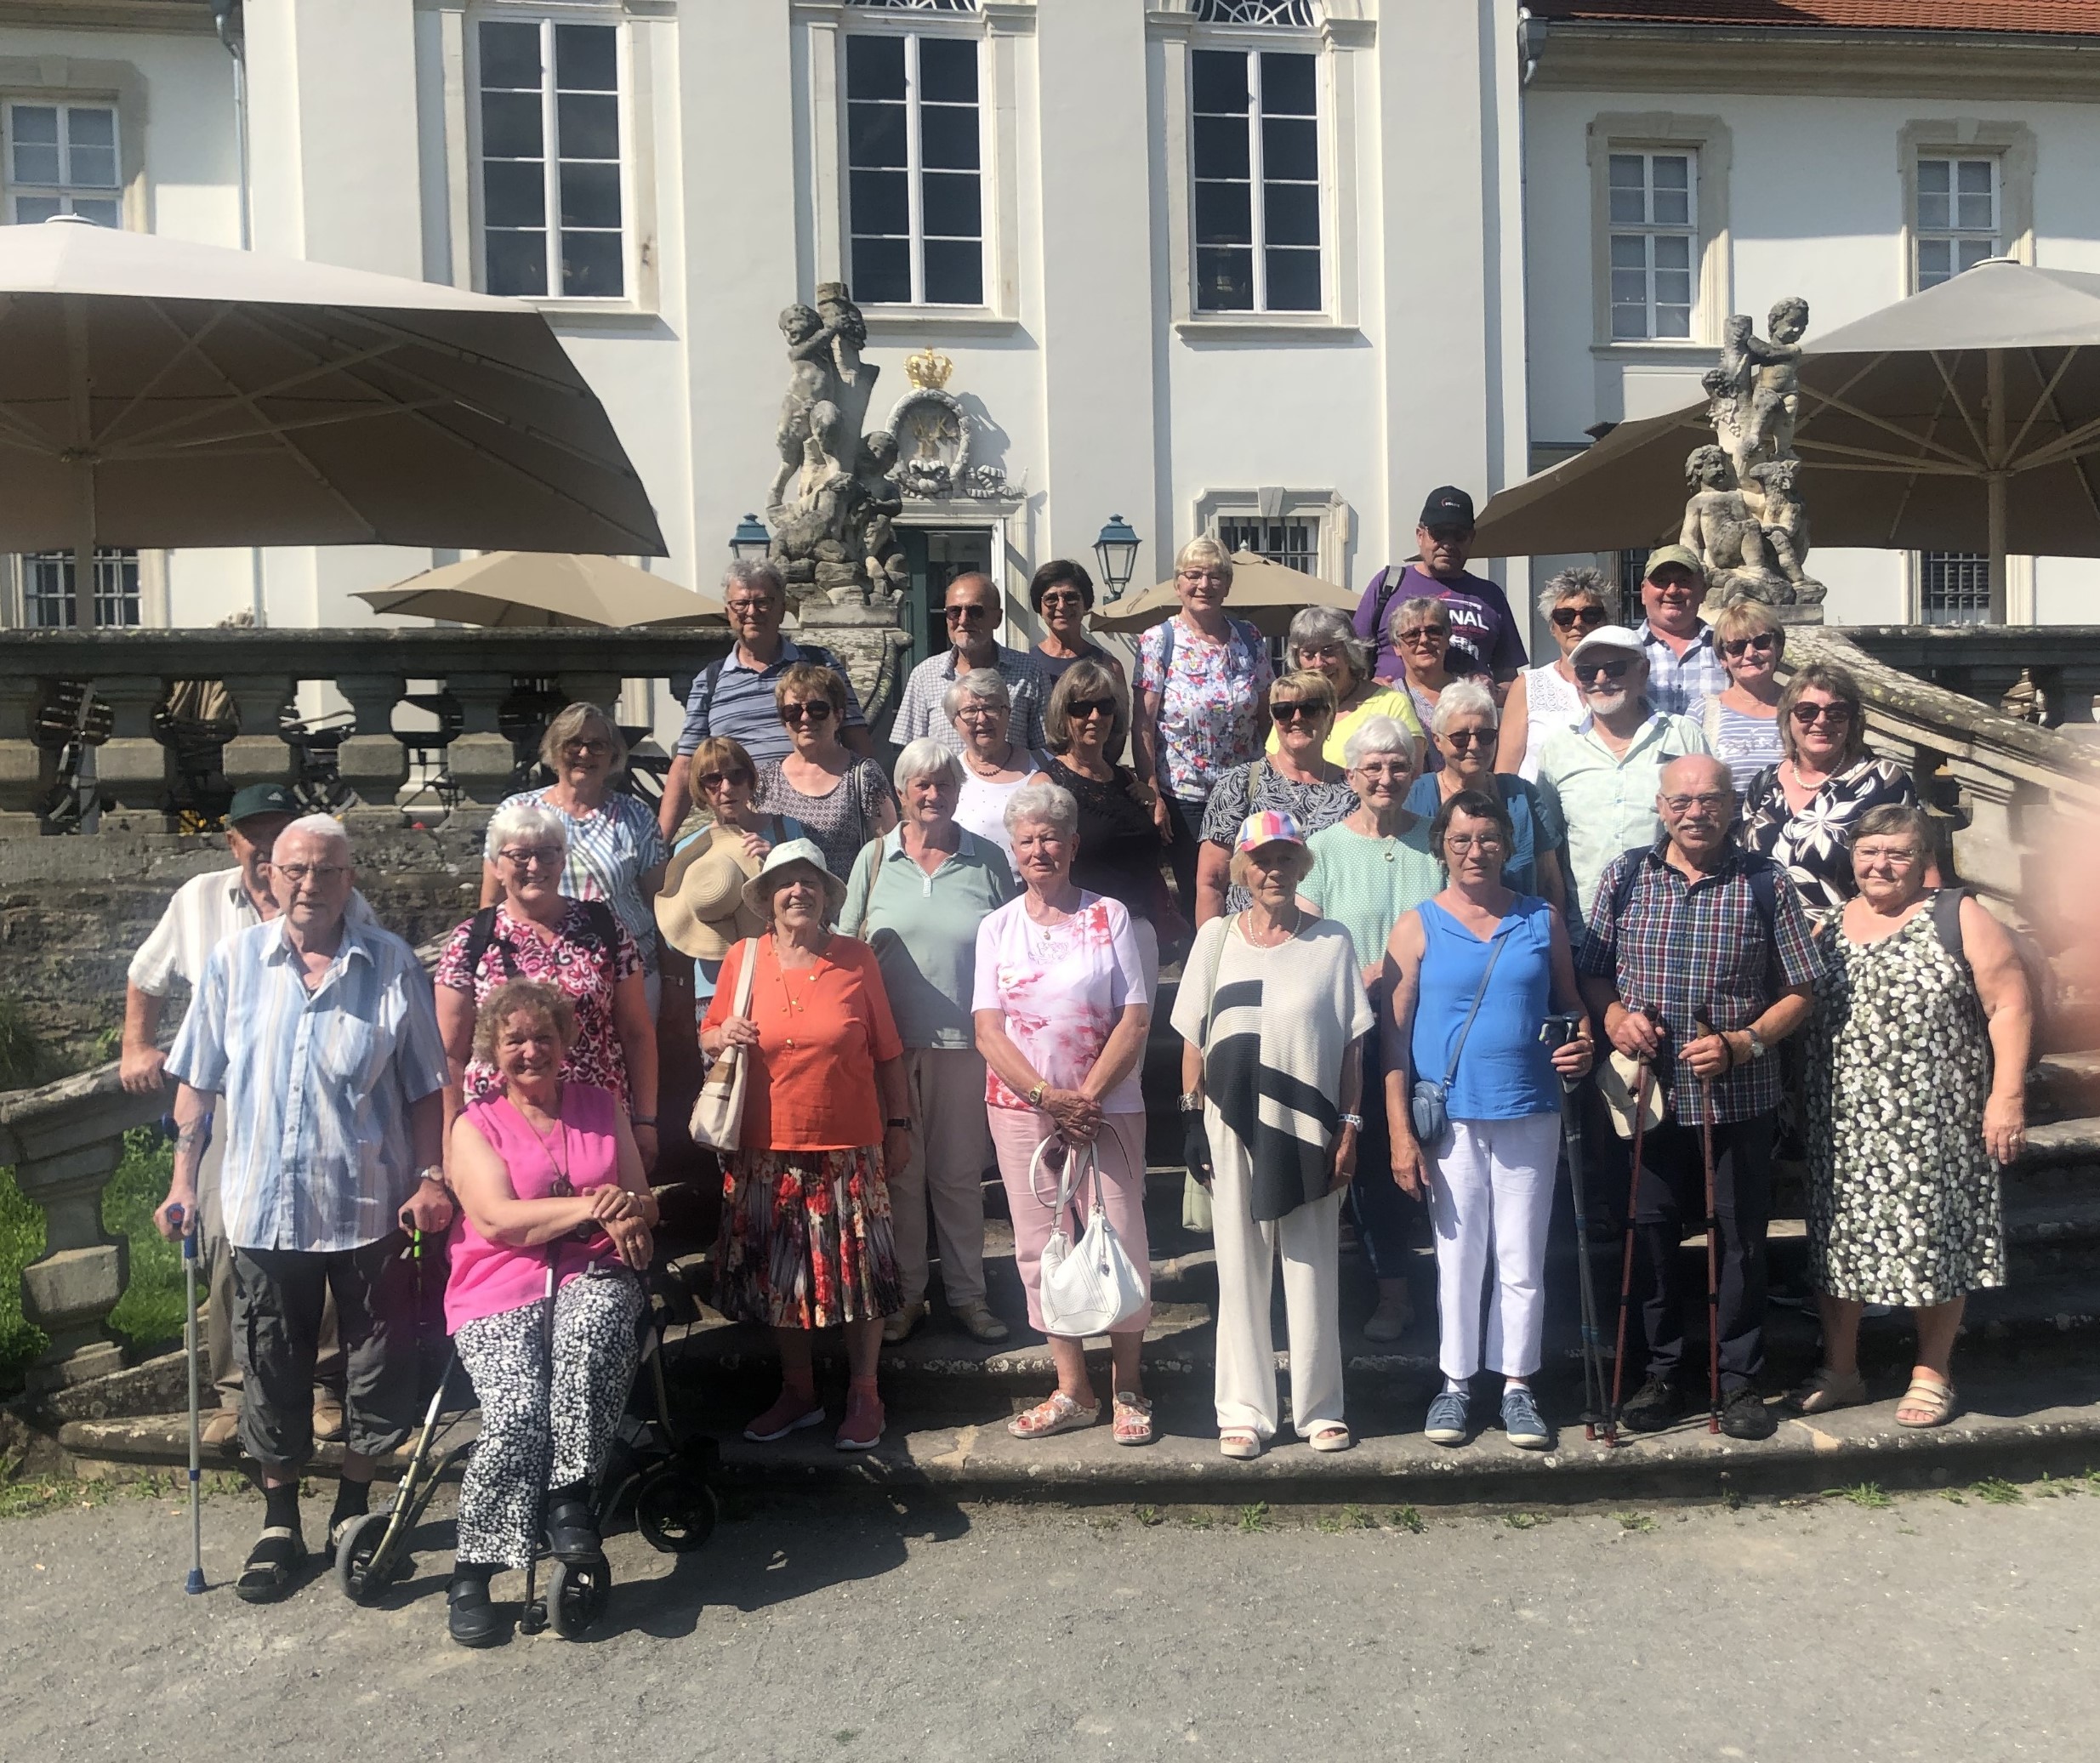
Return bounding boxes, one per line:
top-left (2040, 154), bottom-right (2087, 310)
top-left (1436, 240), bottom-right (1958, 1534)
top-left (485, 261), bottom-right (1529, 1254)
top-left (479, 20), bottom-right (541, 91)
top-left (1262, 179), bottom-right (1319, 247)
top-left (1192, 49), bottom-right (1248, 117)
top-left (921, 170), bottom-right (981, 240)
top-left (482, 159), bottom-right (545, 229)
top-left (1261, 53), bottom-right (1316, 117)
top-left (849, 168), bottom-right (909, 237)
top-left (560, 161), bottom-right (621, 230)
top-left (847, 100), bottom-right (906, 168)
top-left (557, 92), bottom-right (618, 161)
top-left (1192, 114), bottom-right (1249, 180)
top-left (846, 33), bottom-right (907, 101)
top-left (1193, 179), bottom-right (1252, 246)
top-left (852, 233), bottom-right (912, 304)
top-left (14, 194), bottom-right (60, 225)
top-left (1261, 116), bottom-right (1317, 182)
top-left (923, 238), bottom-right (982, 306)
top-left (919, 105), bottom-right (980, 172)
top-left (918, 37), bottom-right (978, 105)
top-left (555, 24), bottom-right (617, 92)
top-left (481, 90), bottom-right (543, 161)
top-left (560, 230), bottom-right (623, 299)
top-left (1195, 245), bottom-right (1253, 311)
top-left (1265, 245), bottom-right (1321, 310)
top-left (486, 229), bottom-right (548, 297)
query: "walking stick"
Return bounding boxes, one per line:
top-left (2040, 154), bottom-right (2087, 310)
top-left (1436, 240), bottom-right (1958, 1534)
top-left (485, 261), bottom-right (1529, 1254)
top-left (516, 1253), bottom-right (561, 1637)
top-left (1696, 1017), bottom-right (1723, 1436)
top-left (170, 1202), bottom-right (206, 1595)
top-left (1608, 1055), bottom-right (1655, 1437)
top-left (1562, 1071), bottom-right (1610, 1443)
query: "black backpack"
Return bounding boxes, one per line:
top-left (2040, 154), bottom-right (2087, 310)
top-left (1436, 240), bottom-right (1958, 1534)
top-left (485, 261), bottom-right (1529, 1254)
top-left (463, 898), bottom-right (621, 987)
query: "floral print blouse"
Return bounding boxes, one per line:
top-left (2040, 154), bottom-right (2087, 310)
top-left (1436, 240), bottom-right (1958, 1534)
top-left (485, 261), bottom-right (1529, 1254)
top-left (1740, 754), bottom-right (1919, 915)
top-left (1135, 615), bottom-right (1274, 802)
top-left (970, 895), bottom-right (1152, 1115)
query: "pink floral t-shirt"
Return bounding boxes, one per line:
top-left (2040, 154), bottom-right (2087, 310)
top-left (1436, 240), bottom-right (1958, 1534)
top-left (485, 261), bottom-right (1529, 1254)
top-left (1135, 616), bottom-right (1273, 801)
top-left (971, 895), bottom-right (1151, 1115)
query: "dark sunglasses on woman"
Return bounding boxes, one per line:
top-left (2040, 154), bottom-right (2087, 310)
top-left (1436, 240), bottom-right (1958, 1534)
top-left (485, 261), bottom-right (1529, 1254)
top-left (779, 700), bottom-right (834, 724)
top-left (1550, 605), bottom-right (1606, 630)
top-left (1721, 633), bottom-right (1778, 659)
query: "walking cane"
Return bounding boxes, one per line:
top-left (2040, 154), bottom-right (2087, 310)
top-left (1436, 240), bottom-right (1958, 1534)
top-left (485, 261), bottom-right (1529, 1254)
top-left (169, 1201), bottom-right (206, 1595)
top-left (516, 1253), bottom-right (561, 1637)
top-left (1696, 1016), bottom-right (1724, 1436)
top-left (1608, 1054), bottom-right (1655, 1438)
top-left (1545, 1016), bottom-right (1608, 1442)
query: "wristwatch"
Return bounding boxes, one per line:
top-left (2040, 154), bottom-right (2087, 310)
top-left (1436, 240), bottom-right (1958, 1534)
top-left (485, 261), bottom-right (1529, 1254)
top-left (416, 1164), bottom-right (447, 1187)
top-left (885, 1118), bottom-right (912, 1130)
top-left (1744, 1028), bottom-right (1769, 1062)
top-left (630, 1115), bottom-right (657, 1129)
top-left (1027, 1081), bottom-right (1048, 1107)
top-left (1178, 1092), bottom-right (1204, 1114)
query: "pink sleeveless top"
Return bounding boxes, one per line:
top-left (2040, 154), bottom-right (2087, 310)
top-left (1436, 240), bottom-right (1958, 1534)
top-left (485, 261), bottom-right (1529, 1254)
top-left (445, 1083), bottom-right (623, 1334)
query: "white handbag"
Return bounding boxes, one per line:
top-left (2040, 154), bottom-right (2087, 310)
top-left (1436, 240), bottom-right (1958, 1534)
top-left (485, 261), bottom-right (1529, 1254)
top-left (689, 938), bottom-right (758, 1153)
top-left (1033, 1136), bottom-right (1147, 1339)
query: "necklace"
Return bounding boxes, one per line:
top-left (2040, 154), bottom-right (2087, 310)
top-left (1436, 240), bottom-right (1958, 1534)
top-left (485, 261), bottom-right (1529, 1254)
top-left (963, 741), bottom-right (1016, 779)
top-left (773, 931), bottom-right (828, 1018)
top-left (1239, 907), bottom-right (1301, 949)
top-left (513, 1091), bottom-right (572, 1191)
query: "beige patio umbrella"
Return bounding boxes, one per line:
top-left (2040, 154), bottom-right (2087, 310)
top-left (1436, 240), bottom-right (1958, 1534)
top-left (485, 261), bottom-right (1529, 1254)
top-left (356, 552), bottom-right (723, 628)
top-left (0, 216), bottom-right (664, 627)
top-left (1470, 259), bottom-right (2100, 620)
top-left (1090, 549), bottom-right (1356, 638)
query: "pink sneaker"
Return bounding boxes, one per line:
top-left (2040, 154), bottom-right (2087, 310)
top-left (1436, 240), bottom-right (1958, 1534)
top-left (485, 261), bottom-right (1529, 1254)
top-left (743, 1390), bottom-right (825, 1443)
top-left (835, 1388), bottom-right (885, 1453)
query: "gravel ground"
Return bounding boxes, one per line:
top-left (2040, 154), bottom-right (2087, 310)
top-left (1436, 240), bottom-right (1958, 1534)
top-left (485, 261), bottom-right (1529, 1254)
top-left (3, 1476), bottom-right (2095, 1761)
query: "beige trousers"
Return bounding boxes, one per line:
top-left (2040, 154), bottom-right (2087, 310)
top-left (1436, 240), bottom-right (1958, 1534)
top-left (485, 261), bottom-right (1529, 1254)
top-left (891, 1046), bottom-right (994, 1309)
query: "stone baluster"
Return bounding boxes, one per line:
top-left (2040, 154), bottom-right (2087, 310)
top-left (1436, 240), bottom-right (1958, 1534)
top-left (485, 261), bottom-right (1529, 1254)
top-left (0, 1066), bottom-right (169, 1393)
top-left (0, 671), bottom-right (50, 835)
top-left (446, 671), bottom-right (520, 805)
top-left (218, 671), bottom-right (298, 793)
top-left (555, 671), bottom-right (623, 716)
top-left (89, 671), bottom-right (171, 816)
top-left (334, 670), bottom-right (410, 823)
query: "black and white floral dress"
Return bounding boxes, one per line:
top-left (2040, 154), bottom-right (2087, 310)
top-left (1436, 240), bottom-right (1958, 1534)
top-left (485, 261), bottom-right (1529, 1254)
top-left (1740, 754), bottom-right (1917, 918)
top-left (1804, 910), bottom-right (2006, 1307)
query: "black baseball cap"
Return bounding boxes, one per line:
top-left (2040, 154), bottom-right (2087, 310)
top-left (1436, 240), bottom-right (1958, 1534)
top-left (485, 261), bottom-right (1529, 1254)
top-left (1419, 486), bottom-right (1476, 530)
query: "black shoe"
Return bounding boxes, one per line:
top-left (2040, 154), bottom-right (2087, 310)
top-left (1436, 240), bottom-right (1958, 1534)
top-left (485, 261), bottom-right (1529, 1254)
top-left (543, 1496), bottom-right (603, 1564)
top-left (1721, 1385), bottom-right (1778, 1441)
top-left (447, 1575), bottom-right (504, 1648)
top-left (1619, 1376), bottom-right (1685, 1433)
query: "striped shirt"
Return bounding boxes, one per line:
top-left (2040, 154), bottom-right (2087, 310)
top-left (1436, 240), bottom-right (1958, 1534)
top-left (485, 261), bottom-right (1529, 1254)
top-left (128, 868), bottom-right (375, 997)
top-left (892, 643), bottom-right (1049, 754)
top-left (500, 788), bottom-right (667, 975)
top-left (672, 637), bottom-right (869, 763)
top-left (167, 914), bottom-right (450, 1254)
top-left (1637, 618), bottom-right (1728, 717)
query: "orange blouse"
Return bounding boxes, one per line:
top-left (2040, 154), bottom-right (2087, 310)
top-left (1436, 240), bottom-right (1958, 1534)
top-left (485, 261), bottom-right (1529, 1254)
top-left (702, 935), bottom-right (904, 1152)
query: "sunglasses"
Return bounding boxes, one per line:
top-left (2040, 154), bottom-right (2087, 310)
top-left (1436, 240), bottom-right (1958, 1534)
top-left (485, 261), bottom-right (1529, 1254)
top-left (1574, 658), bottom-right (1632, 682)
top-left (944, 603), bottom-right (993, 623)
top-left (1066, 696), bottom-right (1116, 719)
top-left (1039, 590), bottom-right (1086, 610)
top-left (779, 700), bottom-right (834, 723)
top-left (1270, 702), bottom-right (1324, 724)
top-left (1721, 633), bottom-right (1779, 659)
top-left (695, 770), bottom-right (752, 792)
top-left (1551, 606), bottom-right (1607, 630)
top-left (561, 739), bottom-right (612, 759)
top-left (1443, 728), bottom-right (1497, 748)
top-left (1397, 626), bottom-right (1449, 645)
top-left (1790, 701), bottom-right (1855, 726)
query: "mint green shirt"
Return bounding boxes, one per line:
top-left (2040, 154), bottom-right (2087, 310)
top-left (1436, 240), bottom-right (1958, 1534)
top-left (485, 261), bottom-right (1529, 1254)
top-left (840, 827), bottom-right (1016, 1049)
top-left (1536, 707), bottom-right (1710, 932)
top-left (1299, 817), bottom-right (1443, 972)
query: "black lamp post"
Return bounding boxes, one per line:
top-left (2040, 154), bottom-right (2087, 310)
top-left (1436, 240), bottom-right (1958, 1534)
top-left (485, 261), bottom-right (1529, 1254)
top-left (1093, 515), bottom-right (1141, 600)
top-left (729, 512), bottom-right (771, 563)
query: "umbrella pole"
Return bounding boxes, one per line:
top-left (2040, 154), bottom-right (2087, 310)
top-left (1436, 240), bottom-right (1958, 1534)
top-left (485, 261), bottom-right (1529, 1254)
top-left (73, 477), bottom-right (96, 635)
top-left (1988, 350), bottom-right (2008, 625)
top-left (65, 294), bottom-right (96, 632)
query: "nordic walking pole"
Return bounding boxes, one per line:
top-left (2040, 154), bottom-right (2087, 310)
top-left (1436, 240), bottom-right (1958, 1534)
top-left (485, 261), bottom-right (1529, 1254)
top-left (170, 1201), bottom-right (206, 1595)
top-left (1563, 1068), bottom-right (1608, 1442)
top-left (516, 1253), bottom-right (561, 1636)
top-left (1696, 1016), bottom-right (1723, 1436)
top-left (1608, 1054), bottom-right (1655, 1439)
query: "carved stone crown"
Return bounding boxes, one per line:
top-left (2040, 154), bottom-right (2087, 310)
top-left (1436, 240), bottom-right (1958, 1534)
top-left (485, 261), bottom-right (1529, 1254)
top-left (903, 347), bottom-right (954, 392)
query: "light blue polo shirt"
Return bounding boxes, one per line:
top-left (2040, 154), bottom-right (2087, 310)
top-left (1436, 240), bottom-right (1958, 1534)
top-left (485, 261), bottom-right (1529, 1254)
top-left (839, 827), bottom-right (1016, 1049)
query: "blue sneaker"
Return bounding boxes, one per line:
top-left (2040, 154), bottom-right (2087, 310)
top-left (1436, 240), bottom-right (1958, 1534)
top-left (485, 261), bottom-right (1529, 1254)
top-left (1424, 1386), bottom-right (1470, 1446)
top-left (1500, 1384), bottom-right (1551, 1450)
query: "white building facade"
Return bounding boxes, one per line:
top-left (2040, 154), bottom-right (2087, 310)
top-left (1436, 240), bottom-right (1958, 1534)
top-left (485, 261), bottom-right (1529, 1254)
top-left (1, 0), bottom-right (2097, 685)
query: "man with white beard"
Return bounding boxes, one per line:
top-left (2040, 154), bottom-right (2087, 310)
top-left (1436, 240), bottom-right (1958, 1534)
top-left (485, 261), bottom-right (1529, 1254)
top-left (1535, 625), bottom-right (1709, 936)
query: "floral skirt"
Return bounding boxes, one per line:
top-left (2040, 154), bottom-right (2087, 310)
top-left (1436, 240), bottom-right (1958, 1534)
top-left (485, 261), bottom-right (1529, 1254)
top-left (716, 1146), bottom-right (902, 1329)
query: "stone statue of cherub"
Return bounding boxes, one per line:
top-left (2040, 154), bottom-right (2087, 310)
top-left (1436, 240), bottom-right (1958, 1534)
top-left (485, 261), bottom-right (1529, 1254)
top-left (769, 303), bottom-right (842, 515)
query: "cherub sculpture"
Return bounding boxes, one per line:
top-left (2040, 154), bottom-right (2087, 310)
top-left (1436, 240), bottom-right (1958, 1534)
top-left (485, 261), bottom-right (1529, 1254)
top-left (855, 431), bottom-right (905, 601)
top-left (1743, 458), bottom-right (1824, 604)
top-left (769, 303), bottom-right (841, 515)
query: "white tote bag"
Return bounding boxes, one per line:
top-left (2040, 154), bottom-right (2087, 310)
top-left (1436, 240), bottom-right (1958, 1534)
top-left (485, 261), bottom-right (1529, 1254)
top-left (689, 938), bottom-right (758, 1153)
top-left (1033, 1136), bottom-right (1147, 1339)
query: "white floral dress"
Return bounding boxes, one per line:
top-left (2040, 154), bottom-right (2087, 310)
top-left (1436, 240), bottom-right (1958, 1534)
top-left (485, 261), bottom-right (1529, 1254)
top-left (1804, 910), bottom-right (2006, 1307)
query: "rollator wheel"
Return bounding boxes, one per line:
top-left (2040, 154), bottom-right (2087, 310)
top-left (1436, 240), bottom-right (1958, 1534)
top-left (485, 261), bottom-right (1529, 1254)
top-left (635, 1467), bottom-right (719, 1555)
top-left (547, 1555), bottom-right (612, 1639)
top-left (333, 1509), bottom-right (396, 1605)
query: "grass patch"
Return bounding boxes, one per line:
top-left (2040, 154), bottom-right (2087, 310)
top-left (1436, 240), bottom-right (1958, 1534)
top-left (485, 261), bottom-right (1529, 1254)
top-left (1182, 1509), bottom-right (1213, 1531)
top-left (1503, 1510), bottom-right (1549, 1531)
top-left (1134, 1504), bottom-right (1163, 1527)
top-left (1236, 1501), bottom-right (1271, 1534)
top-left (1391, 1505), bottom-right (1425, 1534)
top-left (1972, 1477), bottom-right (2025, 1506)
top-left (1826, 1481), bottom-right (1895, 1511)
top-left (1615, 1511), bottom-right (1657, 1533)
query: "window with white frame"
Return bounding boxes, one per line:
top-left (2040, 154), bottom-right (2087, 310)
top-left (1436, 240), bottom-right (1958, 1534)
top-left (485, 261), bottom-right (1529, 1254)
top-left (1191, 48), bottom-right (1320, 314)
top-left (1915, 156), bottom-right (1998, 290)
top-left (20, 550), bottom-right (139, 628)
top-left (1195, 1), bottom-right (1316, 21)
top-left (475, 17), bottom-right (623, 299)
top-left (1919, 551), bottom-right (1989, 625)
top-left (1216, 515), bottom-right (1316, 571)
top-left (1608, 151), bottom-right (1695, 339)
top-left (5, 103), bottom-right (120, 226)
top-left (845, 30), bottom-right (984, 306)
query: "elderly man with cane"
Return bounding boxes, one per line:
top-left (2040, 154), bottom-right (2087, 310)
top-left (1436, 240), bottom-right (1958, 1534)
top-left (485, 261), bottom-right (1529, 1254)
top-left (155, 814), bottom-right (452, 1602)
top-left (1576, 756), bottom-right (1823, 1440)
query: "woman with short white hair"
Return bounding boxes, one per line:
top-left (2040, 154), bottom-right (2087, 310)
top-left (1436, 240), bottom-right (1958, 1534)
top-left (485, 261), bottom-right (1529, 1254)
top-left (1406, 679), bottom-right (1568, 909)
top-left (973, 780), bottom-right (1156, 1445)
top-left (948, 667), bottom-right (1045, 860)
top-left (841, 737), bottom-right (1016, 1347)
top-left (1269, 605), bottom-right (1421, 770)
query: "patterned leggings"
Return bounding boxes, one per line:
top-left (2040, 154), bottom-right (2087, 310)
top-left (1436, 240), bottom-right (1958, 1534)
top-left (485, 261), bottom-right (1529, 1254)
top-left (452, 1270), bottom-right (645, 1570)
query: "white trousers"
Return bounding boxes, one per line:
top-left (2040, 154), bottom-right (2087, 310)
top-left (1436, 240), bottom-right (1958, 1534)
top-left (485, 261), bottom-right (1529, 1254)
top-left (1427, 1112), bottom-right (1562, 1383)
top-left (1209, 1103), bottom-right (1346, 1439)
top-left (891, 1046), bottom-right (993, 1308)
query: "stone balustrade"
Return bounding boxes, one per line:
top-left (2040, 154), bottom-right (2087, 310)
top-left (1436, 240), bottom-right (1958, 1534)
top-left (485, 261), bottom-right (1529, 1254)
top-left (1835, 626), bottom-right (2100, 729)
top-left (0, 626), bottom-right (731, 835)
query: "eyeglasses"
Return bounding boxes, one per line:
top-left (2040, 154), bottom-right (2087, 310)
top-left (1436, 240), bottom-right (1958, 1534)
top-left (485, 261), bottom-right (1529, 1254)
top-left (1574, 658), bottom-right (1632, 682)
top-left (1178, 569), bottom-right (1229, 585)
top-left (271, 862), bottom-right (350, 884)
top-left (1066, 696), bottom-right (1116, 719)
top-left (1853, 843), bottom-right (1923, 867)
top-left (1270, 702), bottom-right (1323, 724)
top-left (943, 603), bottom-right (993, 624)
top-left (498, 846), bottom-right (566, 869)
top-left (1038, 590), bottom-right (1085, 611)
top-left (561, 739), bottom-right (612, 759)
top-left (779, 700), bottom-right (835, 723)
top-left (1791, 701), bottom-right (1855, 726)
top-left (1550, 605), bottom-right (1607, 631)
top-left (1397, 627), bottom-right (1449, 645)
top-left (726, 598), bottom-right (778, 618)
top-left (1443, 728), bottom-right (1497, 749)
top-left (1443, 834), bottom-right (1505, 855)
top-left (1721, 633), bottom-right (1779, 660)
top-left (1660, 793), bottom-right (1733, 816)
top-left (694, 771), bottom-right (751, 793)
top-left (955, 702), bottom-right (1004, 720)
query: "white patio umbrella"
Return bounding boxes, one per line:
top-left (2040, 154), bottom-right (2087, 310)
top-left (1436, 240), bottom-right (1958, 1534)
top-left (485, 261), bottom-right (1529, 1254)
top-left (0, 216), bottom-right (664, 626)
top-left (1471, 259), bottom-right (2100, 620)
top-left (356, 551), bottom-right (723, 628)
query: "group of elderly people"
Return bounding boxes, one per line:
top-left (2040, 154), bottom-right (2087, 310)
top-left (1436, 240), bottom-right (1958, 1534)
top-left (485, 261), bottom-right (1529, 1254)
top-left (137, 520), bottom-right (2035, 1640)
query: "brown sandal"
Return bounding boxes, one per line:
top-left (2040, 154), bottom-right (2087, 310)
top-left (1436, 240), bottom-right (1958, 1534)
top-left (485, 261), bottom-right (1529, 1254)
top-left (1896, 1373), bottom-right (1956, 1429)
top-left (1787, 1367), bottom-right (1868, 1416)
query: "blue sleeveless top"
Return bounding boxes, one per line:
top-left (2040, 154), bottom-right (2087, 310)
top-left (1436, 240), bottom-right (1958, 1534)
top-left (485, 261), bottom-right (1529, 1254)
top-left (1409, 895), bottom-right (1558, 1121)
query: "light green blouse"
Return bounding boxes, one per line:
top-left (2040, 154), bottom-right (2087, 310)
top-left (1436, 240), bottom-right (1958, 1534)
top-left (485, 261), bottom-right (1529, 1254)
top-left (1299, 817), bottom-right (1443, 972)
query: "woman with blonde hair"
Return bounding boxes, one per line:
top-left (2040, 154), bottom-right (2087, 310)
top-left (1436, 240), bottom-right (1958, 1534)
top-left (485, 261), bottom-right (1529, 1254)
top-left (1266, 604), bottom-right (1420, 769)
top-left (1689, 600), bottom-right (1788, 793)
top-left (751, 661), bottom-right (898, 879)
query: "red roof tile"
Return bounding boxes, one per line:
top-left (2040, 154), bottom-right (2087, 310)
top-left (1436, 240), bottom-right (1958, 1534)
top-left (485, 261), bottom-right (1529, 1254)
top-left (1531, 1), bottom-right (2100, 33)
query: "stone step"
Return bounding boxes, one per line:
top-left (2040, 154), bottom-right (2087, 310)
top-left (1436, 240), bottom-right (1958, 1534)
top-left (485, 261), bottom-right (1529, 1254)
top-left (2029, 1052), bottom-right (2100, 1123)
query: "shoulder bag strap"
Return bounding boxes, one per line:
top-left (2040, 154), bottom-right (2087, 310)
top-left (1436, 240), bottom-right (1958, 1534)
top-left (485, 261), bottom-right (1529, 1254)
top-left (1930, 885), bottom-right (1970, 970)
top-left (731, 935), bottom-right (759, 1017)
top-left (1438, 923), bottom-right (1510, 1089)
top-left (857, 839), bottom-right (888, 940)
top-left (1197, 913), bottom-right (1233, 1044)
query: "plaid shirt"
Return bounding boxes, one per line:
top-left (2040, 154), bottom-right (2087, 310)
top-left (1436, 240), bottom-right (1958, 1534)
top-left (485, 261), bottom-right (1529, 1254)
top-left (892, 642), bottom-right (1049, 754)
top-left (1637, 618), bottom-right (1728, 716)
top-left (1577, 840), bottom-right (1824, 1123)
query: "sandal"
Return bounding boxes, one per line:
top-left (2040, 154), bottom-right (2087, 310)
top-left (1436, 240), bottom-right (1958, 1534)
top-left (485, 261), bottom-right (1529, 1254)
top-left (1787, 1367), bottom-right (1868, 1416)
top-left (235, 1526), bottom-right (307, 1604)
top-left (1896, 1373), bottom-right (1957, 1429)
top-left (1219, 1429), bottom-right (1262, 1461)
top-left (1308, 1424), bottom-right (1353, 1453)
top-left (1111, 1391), bottom-right (1155, 1447)
top-left (1008, 1390), bottom-right (1099, 1440)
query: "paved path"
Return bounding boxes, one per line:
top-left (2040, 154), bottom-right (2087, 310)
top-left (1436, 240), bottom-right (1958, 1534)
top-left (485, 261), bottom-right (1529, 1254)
top-left (5, 1477), bottom-right (2097, 1761)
